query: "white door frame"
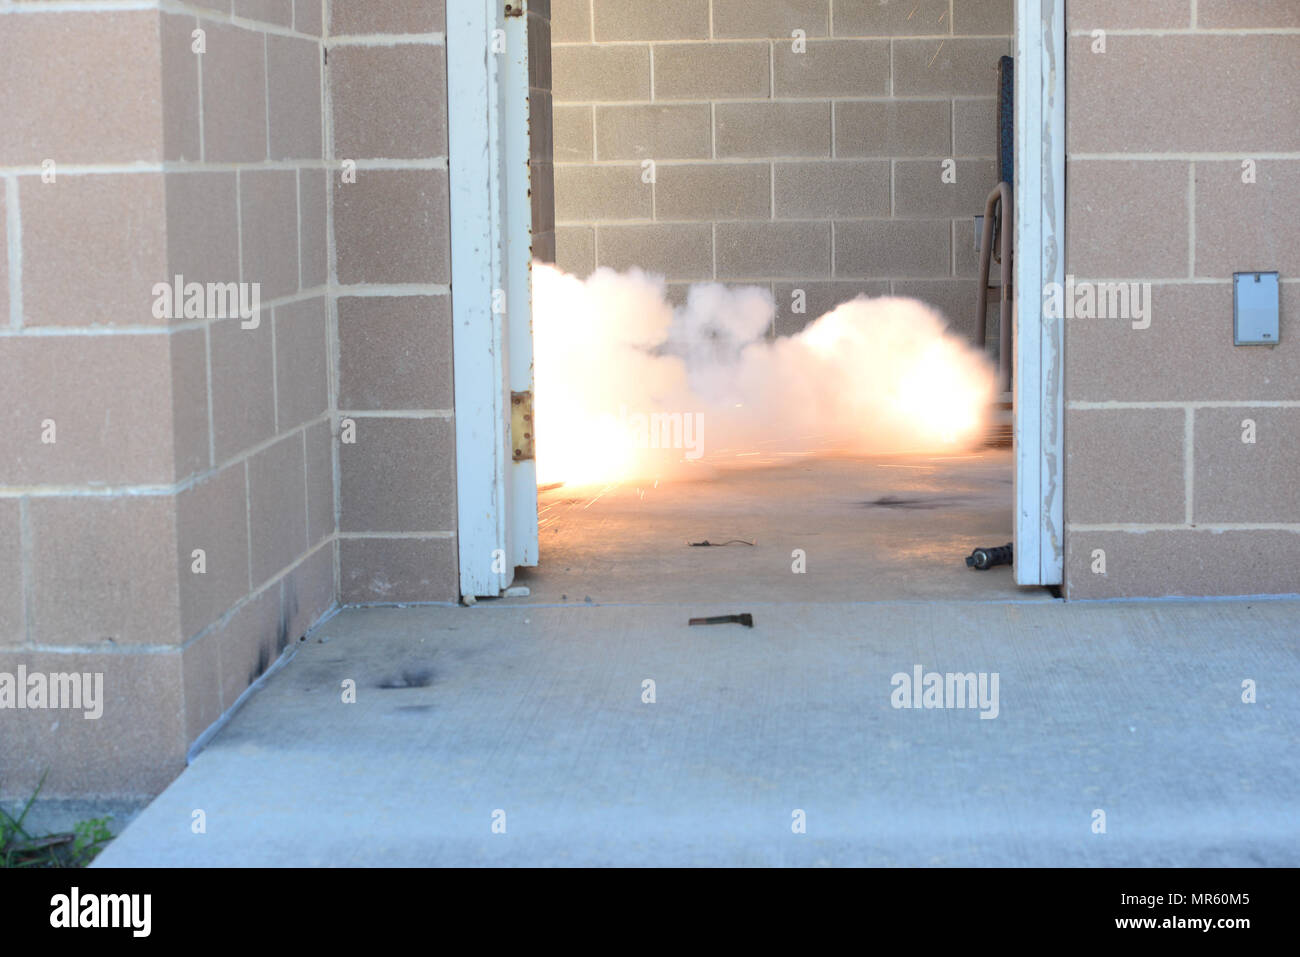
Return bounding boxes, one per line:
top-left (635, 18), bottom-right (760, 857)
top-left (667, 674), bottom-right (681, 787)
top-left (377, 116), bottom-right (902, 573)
top-left (447, 0), bottom-right (1067, 592)
top-left (446, 1), bottom-right (539, 600)
top-left (1013, 0), bottom-right (1066, 586)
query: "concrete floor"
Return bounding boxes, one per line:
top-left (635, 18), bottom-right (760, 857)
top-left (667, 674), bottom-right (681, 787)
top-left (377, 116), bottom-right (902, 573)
top-left (98, 597), bottom-right (1300, 867)
top-left (93, 456), bottom-right (1300, 866)
top-left (517, 449), bottom-right (1048, 604)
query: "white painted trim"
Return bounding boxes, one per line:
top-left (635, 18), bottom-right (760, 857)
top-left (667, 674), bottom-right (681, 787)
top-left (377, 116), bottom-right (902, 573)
top-left (447, 2), bottom-right (539, 599)
top-left (448, 1), bottom-right (510, 600)
top-left (1013, 0), bottom-right (1066, 586)
top-left (503, 7), bottom-right (539, 569)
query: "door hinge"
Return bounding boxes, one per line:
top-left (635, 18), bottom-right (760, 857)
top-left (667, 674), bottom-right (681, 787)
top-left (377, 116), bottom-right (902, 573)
top-left (511, 391), bottom-right (535, 462)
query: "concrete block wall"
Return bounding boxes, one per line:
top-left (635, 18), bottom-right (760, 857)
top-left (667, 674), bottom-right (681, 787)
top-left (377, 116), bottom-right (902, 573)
top-left (328, 1), bottom-right (459, 604)
top-left (1063, 0), bottom-right (1300, 598)
top-left (0, 1), bottom-right (334, 797)
top-left (550, 0), bottom-right (1012, 337)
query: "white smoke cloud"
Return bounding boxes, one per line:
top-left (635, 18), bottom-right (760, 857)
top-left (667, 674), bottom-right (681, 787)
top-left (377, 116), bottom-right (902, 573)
top-left (532, 263), bottom-right (996, 486)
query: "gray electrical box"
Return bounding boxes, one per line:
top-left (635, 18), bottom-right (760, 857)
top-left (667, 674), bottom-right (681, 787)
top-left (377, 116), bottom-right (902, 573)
top-left (1234, 271), bottom-right (1280, 345)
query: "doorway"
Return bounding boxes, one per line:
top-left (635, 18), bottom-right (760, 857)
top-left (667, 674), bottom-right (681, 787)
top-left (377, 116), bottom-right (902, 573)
top-left (447, 0), bottom-right (1065, 601)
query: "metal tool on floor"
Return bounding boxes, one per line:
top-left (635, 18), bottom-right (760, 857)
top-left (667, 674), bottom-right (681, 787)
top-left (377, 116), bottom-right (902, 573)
top-left (688, 614), bottom-right (754, 628)
top-left (965, 543), bottom-right (1013, 570)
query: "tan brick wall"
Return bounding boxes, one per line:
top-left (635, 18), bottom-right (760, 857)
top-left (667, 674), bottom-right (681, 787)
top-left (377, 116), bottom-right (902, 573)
top-left (0, 0), bottom-right (482, 796)
top-left (552, 0), bottom-right (1013, 336)
top-left (0, 2), bottom-right (334, 797)
top-left (1064, 0), bottom-right (1300, 598)
top-left (328, 1), bottom-right (458, 604)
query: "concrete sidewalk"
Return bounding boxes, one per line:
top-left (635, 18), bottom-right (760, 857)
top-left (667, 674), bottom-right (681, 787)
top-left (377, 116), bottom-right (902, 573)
top-left (97, 598), bottom-right (1300, 867)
